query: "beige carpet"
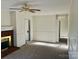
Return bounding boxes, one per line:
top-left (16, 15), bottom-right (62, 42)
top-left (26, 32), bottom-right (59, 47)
top-left (2, 42), bottom-right (68, 59)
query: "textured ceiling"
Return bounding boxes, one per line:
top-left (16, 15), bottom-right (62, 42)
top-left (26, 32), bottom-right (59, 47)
top-left (1, 0), bottom-right (71, 14)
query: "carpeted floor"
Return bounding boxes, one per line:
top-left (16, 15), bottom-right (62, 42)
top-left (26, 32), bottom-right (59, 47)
top-left (2, 42), bottom-right (69, 59)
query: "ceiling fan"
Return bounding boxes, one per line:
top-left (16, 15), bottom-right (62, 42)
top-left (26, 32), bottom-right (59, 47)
top-left (10, 3), bottom-right (41, 13)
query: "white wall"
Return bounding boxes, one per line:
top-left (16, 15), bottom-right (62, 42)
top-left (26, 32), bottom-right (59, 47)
top-left (15, 11), bottom-right (27, 47)
top-left (10, 11), bottom-right (26, 47)
top-left (1, 0), bottom-right (11, 26)
top-left (10, 11), bottom-right (33, 47)
top-left (1, 11), bottom-right (11, 26)
top-left (68, 0), bottom-right (78, 59)
top-left (10, 11), bottom-right (17, 46)
top-left (32, 15), bottom-right (59, 42)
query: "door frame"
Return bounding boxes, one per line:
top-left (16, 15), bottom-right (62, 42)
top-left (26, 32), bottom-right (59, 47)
top-left (24, 19), bottom-right (31, 41)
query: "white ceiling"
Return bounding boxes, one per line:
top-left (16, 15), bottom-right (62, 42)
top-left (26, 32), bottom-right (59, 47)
top-left (1, 0), bottom-right (71, 14)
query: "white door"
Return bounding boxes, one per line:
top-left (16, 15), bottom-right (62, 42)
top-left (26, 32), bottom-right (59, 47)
top-left (25, 19), bottom-right (29, 41)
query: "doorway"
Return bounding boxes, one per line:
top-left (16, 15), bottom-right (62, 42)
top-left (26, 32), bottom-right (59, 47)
top-left (25, 19), bottom-right (31, 41)
top-left (57, 15), bottom-right (68, 44)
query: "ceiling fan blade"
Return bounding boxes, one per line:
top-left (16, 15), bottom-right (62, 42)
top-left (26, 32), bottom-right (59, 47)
top-left (29, 9), bottom-right (35, 13)
top-left (10, 8), bottom-right (21, 10)
top-left (30, 9), bottom-right (40, 11)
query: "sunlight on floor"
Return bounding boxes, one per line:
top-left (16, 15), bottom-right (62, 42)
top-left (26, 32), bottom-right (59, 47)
top-left (31, 42), bottom-right (68, 49)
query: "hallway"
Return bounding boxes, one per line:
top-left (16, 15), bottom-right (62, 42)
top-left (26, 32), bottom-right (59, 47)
top-left (2, 42), bottom-right (68, 59)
